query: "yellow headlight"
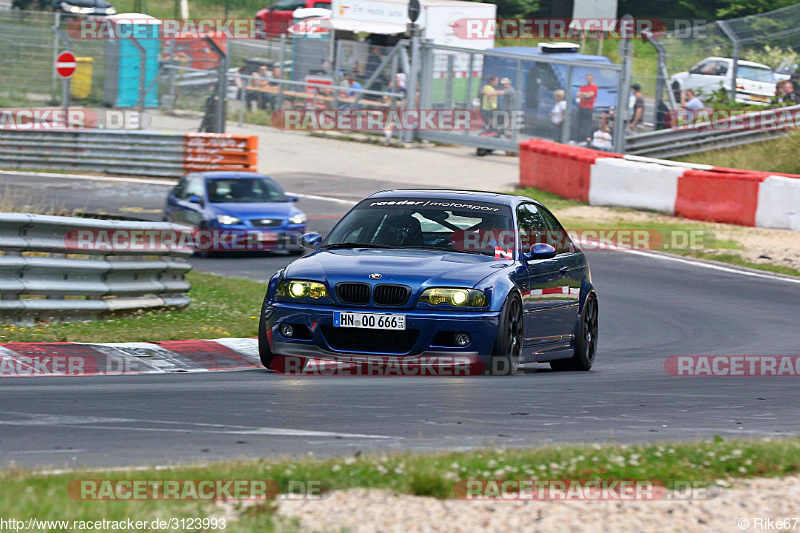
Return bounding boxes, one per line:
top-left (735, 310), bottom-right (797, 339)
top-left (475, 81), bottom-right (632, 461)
top-left (419, 288), bottom-right (487, 307)
top-left (289, 282), bottom-right (305, 297)
top-left (278, 280), bottom-right (328, 300)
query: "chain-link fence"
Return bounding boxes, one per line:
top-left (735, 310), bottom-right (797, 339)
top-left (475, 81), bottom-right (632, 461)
top-left (645, 4), bottom-right (800, 130)
top-left (418, 43), bottom-right (624, 154)
top-left (0, 10), bottom-right (107, 106)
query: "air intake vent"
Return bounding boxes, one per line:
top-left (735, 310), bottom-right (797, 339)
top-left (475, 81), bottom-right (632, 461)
top-left (336, 283), bottom-right (371, 304)
top-left (373, 284), bottom-right (410, 306)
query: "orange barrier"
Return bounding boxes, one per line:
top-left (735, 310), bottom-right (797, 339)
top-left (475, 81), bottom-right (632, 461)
top-left (517, 138), bottom-right (800, 230)
top-left (675, 170), bottom-right (765, 226)
top-left (519, 139), bottom-right (620, 202)
top-left (183, 133), bottom-right (258, 172)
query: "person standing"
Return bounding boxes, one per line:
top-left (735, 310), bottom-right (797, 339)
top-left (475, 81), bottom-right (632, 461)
top-left (680, 89), bottom-right (703, 123)
top-left (480, 75), bottom-right (503, 132)
top-left (629, 83), bottom-right (645, 132)
top-left (575, 73), bottom-right (598, 141)
top-left (498, 77), bottom-right (518, 137)
top-left (549, 89), bottom-right (567, 140)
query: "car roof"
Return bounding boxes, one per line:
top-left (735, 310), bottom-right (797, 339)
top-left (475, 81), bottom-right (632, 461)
top-left (367, 189), bottom-right (544, 208)
top-left (703, 57), bottom-right (772, 69)
top-left (195, 171), bottom-right (274, 180)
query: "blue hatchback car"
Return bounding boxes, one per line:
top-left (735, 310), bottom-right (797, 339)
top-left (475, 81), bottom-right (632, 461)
top-left (258, 190), bottom-right (598, 375)
top-left (164, 171), bottom-right (307, 254)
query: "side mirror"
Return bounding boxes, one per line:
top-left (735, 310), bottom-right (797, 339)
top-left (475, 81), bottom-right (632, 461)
top-left (299, 232), bottom-right (322, 250)
top-left (187, 195), bottom-right (203, 205)
top-left (288, 195), bottom-right (299, 202)
top-left (523, 243), bottom-right (556, 261)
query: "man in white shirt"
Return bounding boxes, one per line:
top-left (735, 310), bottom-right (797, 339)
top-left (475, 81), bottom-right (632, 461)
top-left (681, 89), bottom-right (703, 121)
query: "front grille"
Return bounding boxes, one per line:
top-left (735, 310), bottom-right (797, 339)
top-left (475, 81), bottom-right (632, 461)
top-left (251, 218), bottom-right (283, 227)
top-left (336, 283), bottom-right (371, 304)
top-left (321, 326), bottom-right (419, 354)
top-left (373, 284), bottom-right (410, 306)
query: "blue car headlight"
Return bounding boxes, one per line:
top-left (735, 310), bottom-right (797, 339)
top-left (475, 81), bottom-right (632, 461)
top-left (217, 214), bottom-right (243, 226)
top-left (276, 280), bottom-right (328, 300)
top-left (289, 213), bottom-right (307, 225)
top-left (419, 288), bottom-right (487, 307)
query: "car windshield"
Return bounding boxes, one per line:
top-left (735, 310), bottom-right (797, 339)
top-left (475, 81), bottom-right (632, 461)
top-left (324, 197), bottom-right (515, 257)
top-left (738, 66), bottom-right (775, 83)
top-left (207, 178), bottom-right (287, 203)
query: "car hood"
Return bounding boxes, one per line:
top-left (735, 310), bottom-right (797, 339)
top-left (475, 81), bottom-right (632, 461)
top-left (284, 248), bottom-right (511, 288)
top-left (210, 201), bottom-right (300, 219)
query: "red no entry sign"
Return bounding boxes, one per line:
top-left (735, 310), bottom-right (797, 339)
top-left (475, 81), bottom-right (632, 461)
top-left (56, 51), bottom-right (77, 79)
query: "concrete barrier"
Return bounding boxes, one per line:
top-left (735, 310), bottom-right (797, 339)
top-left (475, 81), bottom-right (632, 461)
top-left (519, 139), bottom-right (800, 230)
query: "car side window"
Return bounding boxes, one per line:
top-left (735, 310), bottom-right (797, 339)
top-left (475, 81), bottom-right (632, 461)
top-left (173, 178), bottom-right (187, 199)
top-left (185, 177), bottom-right (205, 199)
top-left (539, 206), bottom-right (573, 253)
top-left (516, 203), bottom-right (548, 251)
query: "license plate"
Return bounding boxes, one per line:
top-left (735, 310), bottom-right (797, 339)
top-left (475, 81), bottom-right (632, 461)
top-left (750, 95), bottom-right (769, 102)
top-left (333, 311), bottom-right (406, 330)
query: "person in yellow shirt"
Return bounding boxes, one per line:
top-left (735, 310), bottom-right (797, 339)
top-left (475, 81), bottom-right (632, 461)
top-left (480, 75), bottom-right (504, 132)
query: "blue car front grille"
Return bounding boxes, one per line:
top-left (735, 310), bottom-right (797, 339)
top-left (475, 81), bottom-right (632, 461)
top-left (251, 218), bottom-right (283, 227)
top-left (373, 284), bottom-right (411, 306)
top-left (336, 283), bottom-right (371, 305)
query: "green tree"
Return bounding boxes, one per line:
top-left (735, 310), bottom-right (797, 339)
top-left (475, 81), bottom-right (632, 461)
top-left (716, 0), bottom-right (798, 19)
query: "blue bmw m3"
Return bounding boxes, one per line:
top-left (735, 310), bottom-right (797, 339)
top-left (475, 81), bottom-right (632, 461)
top-left (258, 190), bottom-right (598, 375)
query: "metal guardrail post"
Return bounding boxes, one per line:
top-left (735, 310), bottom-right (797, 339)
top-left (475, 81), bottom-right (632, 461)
top-left (562, 65), bottom-right (573, 144)
top-left (404, 27), bottom-right (421, 143)
top-left (204, 36), bottom-right (228, 133)
top-left (512, 58), bottom-right (523, 145)
top-left (444, 54), bottom-right (454, 110)
top-left (277, 34), bottom-right (286, 111)
top-left (128, 36), bottom-right (147, 124)
top-left (51, 15), bottom-right (71, 114)
top-left (614, 15), bottom-right (634, 154)
top-left (164, 38), bottom-right (177, 111)
top-left (718, 21), bottom-right (740, 105)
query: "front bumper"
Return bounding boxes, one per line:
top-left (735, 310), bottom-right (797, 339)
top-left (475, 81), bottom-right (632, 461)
top-left (264, 301), bottom-right (501, 363)
top-left (197, 226), bottom-right (304, 252)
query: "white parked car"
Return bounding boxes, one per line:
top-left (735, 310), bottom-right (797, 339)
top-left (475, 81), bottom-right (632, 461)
top-left (670, 57), bottom-right (779, 105)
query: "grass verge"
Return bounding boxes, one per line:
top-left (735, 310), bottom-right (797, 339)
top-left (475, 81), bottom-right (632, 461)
top-left (1, 438), bottom-right (798, 532)
top-left (673, 131), bottom-right (800, 175)
top-left (0, 271), bottom-right (266, 342)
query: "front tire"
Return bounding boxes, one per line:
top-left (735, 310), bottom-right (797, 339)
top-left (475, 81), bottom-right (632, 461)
top-left (488, 292), bottom-right (523, 375)
top-left (550, 293), bottom-right (598, 371)
top-left (257, 299), bottom-right (275, 369)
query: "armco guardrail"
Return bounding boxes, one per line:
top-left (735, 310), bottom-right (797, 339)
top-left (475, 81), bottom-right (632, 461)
top-left (0, 130), bottom-right (258, 177)
top-left (520, 138), bottom-right (800, 230)
top-left (626, 105), bottom-right (800, 159)
top-left (0, 214), bottom-right (193, 324)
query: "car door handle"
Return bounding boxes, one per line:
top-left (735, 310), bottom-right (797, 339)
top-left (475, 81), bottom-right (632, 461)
top-left (559, 265), bottom-right (569, 274)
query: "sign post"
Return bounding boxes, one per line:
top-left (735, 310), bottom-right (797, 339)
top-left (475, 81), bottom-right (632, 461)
top-left (55, 51), bottom-right (77, 115)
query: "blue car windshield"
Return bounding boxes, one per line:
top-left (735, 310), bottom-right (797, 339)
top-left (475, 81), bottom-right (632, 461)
top-left (324, 198), bottom-right (515, 256)
top-left (207, 178), bottom-right (287, 203)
